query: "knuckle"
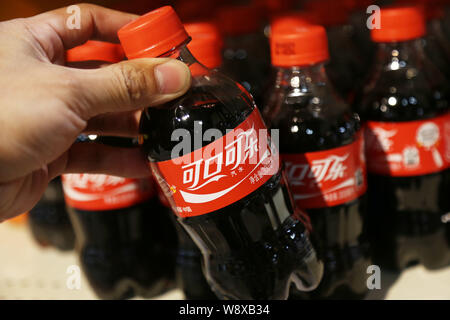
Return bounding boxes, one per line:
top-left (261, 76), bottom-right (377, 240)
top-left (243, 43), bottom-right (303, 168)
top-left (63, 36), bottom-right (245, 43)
top-left (112, 63), bottom-right (154, 105)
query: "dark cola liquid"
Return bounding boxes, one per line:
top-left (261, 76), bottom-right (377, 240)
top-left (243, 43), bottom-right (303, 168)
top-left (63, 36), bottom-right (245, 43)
top-left (140, 76), bottom-right (323, 300)
top-left (170, 213), bottom-right (218, 300)
top-left (28, 177), bottom-right (75, 251)
top-left (266, 78), bottom-right (371, 299)
top-left (356, 41), bottom-right (450, 270)
top-left (68, 197), bottom-right (177, 299)
top-left (221, 33), bottom-right (271, 107)
top-left (158, 192), bottom-right (217, 300)
top-left (66, 138), bottom-right (177, 299)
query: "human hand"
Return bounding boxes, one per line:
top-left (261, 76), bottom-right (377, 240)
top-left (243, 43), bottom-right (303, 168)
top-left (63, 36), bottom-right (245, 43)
top-left (0, 4), bottom-right (191, 220)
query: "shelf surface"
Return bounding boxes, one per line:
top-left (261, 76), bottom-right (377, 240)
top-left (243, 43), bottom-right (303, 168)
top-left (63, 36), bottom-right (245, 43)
top-left (0, 222), bottom-right (448, 300)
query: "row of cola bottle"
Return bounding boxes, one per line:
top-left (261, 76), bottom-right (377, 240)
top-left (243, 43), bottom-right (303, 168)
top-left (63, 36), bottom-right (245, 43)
top-left (27, 3), bottom-right (450, 300)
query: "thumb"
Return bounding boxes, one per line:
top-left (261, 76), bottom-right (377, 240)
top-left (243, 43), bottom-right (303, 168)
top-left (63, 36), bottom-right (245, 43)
top-left (70, 58), bottom-right (191, 118)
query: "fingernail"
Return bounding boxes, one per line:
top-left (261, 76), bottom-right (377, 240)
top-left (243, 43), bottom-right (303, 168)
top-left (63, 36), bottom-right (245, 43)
top-left (154, 60), bottom-right (190, 94)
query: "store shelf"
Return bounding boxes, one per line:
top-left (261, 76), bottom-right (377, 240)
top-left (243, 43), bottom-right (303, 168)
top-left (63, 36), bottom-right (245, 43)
top-left (0, 222), bottom-right (448, 300)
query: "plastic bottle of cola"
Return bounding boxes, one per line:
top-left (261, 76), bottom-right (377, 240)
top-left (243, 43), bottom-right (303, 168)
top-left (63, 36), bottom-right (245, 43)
top-left (264, 23), bottom-right (371, 299)
top-left (118, 6), bottom-right (323, 300)
top-left (170, 21), bottom-right (223, 300)
top-left (355, 6), bottom-right (450, 271)
top-left (62, 41), bottom-right (177, 299)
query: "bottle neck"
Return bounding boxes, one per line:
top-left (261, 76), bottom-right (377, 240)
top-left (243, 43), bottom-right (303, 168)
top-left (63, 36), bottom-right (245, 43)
top-left (373, 38), bottom-right (427, 72)
top-left (272, 62), bottom-right (336, 98)
top-left (264, 62), bottom-right (349, 125)
top-left (157, 40), bottom-right (208, 77)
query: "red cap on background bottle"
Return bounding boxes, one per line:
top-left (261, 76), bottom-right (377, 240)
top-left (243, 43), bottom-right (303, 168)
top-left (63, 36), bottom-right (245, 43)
top-left (185, 22), bottom-right (223, 69)
top-left (371, 6), bottom-right (426, 43)
top-left (66, 41), bottom-right (124, 63)
top-left (270, 24), bottom-right (329, 67)
top-left (270, 11), bottom-right (318, 35)
top-left (216, 5), bottom-right (264, 36)
top-left (304, 0), bottom-right (350, 26)
top-left (118, 6), bottom-right (189, 59)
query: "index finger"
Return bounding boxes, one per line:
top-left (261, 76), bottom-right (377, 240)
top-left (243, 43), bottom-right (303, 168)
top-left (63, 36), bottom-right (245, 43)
top-left (26, 4), bottom-right (137, 62)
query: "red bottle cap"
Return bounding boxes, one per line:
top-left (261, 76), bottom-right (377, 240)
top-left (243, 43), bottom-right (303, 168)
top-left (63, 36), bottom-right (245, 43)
top-left (216, 5), bottom-right (263, 36)
top-left (271, 24), bottom-right (329, 67)
top-left (270, 12), bottom-right (318, 35)
top-left (118, 6), bottom-right (189, 59)
top-left (65, 41), bottom-right (124, 63)
top-left (371, 6), bottom-right (426, 43)
top-left (185, 22), bottom-right (223, 69)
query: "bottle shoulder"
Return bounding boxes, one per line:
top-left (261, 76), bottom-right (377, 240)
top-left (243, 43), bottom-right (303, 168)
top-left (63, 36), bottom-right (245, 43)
top-left (140, 72), bottom-right (257, 161)
top-left (355, 49), bottom-right (450, 121)
top-left (267, 93), bottom-right (361, 153)
top-left (356, 68), bottom-right (449, 121)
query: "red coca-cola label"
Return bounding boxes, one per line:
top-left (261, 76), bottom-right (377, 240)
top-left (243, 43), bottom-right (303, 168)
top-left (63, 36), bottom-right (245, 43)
top-left (282, 132), bottom-right (367, 209)
top-left (61, 174), bottom-right (154, 211)
top-left (365, 113), bottom-right (450, 176)
top-left (152, 109), bottom-right (279, 217)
